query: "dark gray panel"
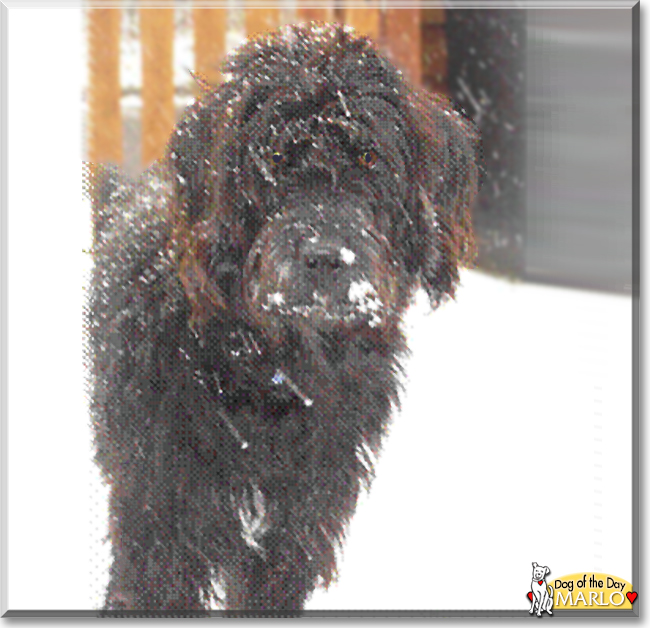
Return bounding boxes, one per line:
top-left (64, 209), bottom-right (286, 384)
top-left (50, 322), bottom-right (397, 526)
top-left (526, 9), bottom-right (633, 293)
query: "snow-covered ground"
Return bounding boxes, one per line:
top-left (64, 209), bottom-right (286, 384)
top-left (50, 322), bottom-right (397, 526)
top-left (308, 271), bottom-right (632, 610)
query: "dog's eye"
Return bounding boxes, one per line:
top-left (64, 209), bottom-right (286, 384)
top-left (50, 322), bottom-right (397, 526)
top-left (271, 152), bottom-right (285, 165)
top-left (359, 150), bottom-right (378, 169)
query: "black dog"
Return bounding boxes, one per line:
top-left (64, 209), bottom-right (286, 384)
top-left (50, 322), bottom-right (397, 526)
top-left (86, 22), bottom-right (482, 615)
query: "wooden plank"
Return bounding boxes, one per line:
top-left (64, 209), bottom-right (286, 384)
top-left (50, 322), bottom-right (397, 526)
top-left (140, 8), bottom-right (175, 167)
top-left (422, 24), bottom-right (448, 86)
top-left (193, 8), bottom-right (227, 87)
top-left (384, 8), bottom-right (421, 86)
top-left (422, 8), bottom-right (446, 25)
top-left (87, 8), bottom-right (122, 165)
top-left (245, 7), bottom-right (281, 38)
top-left (296, 7), bottom-right (335, 24)
top-left (343, 3), bottom-right (380, 41)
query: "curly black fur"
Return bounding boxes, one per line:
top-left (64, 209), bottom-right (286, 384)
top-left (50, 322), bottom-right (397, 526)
top-left (86, 22), bottom-right (482, 616)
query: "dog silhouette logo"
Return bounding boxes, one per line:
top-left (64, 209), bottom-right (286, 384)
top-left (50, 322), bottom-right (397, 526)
top-left (528, 562), bottom-right (554, 617)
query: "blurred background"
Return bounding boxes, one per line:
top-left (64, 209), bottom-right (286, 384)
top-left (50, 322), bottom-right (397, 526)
top-left (82, 2), bottom-right (635, 296)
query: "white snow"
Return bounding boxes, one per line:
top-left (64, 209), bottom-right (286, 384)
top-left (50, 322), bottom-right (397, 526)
top-left (340, 247), bottom-right (356, 265)
top-left (267, 292), bottom-right (285, 306)
top-left (347, 279), bottom-right (377, 304)
top-left (308, 271), bottom-right (632, 610)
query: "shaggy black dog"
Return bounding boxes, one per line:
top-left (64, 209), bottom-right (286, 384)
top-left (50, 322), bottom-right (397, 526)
top-left (86, 22), bottom-right (482, 615)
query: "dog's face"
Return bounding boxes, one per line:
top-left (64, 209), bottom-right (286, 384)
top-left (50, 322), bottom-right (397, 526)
top-left (532, 563), bottom-right (550, 582)
top-left (169, 23), bottom-right (482, 338)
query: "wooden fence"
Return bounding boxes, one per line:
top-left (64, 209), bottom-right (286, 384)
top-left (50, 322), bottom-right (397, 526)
top-left (87, 5), bottom-right (448, 169)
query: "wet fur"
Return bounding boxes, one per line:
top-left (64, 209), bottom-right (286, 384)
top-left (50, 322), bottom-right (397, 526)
top-left (86, 22), bottom-right (482, 615)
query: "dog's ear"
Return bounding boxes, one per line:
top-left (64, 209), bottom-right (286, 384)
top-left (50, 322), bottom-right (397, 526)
top-left (408, 91), bottom-right (484, 309)
top-left (165, 84), bottom-right (241, 327)
top-left (532, 562), bottom-right (538, 568)
top-left (166, 91), bottom-right (220, 223)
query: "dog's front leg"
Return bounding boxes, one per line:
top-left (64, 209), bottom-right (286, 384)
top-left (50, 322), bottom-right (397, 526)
top-left (103, 481), bottom-right (210, 614)
top-left (222, 528), bottom-right (315, 614)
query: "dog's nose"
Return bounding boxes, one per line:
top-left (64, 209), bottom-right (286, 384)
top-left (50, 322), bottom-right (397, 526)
top-left (300, 238), bottom-right (346, 274)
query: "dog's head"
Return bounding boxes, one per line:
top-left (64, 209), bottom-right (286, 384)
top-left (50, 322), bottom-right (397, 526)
top-left (532, 563), bottom-right (550, 581)
top-left (169, 22), bottom-right (483, 336)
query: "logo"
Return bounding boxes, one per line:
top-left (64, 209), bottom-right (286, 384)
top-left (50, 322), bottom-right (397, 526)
top-left (527, 565), bottom-right (638, 613)
top-left (528, 562), bottom-right (554, 617)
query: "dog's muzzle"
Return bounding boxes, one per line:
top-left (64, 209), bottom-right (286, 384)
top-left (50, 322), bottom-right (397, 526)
top-left (242, 198), bottom-right (396, 329)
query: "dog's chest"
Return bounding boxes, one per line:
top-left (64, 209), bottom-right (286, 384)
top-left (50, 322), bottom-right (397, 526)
top-left (233, 482), bottom-right (270, 554)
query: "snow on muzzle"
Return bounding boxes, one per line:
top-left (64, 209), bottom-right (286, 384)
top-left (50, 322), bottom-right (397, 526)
top-left (242, 212), bottom-right (399, 329)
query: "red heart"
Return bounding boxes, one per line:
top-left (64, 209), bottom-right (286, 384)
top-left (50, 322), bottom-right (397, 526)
top-left (627, 591), bottom-right (638, 604)
top-left (527, 592), bottom-right (533, 601)
top-left (538, 580), bottom-right (543, 585)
